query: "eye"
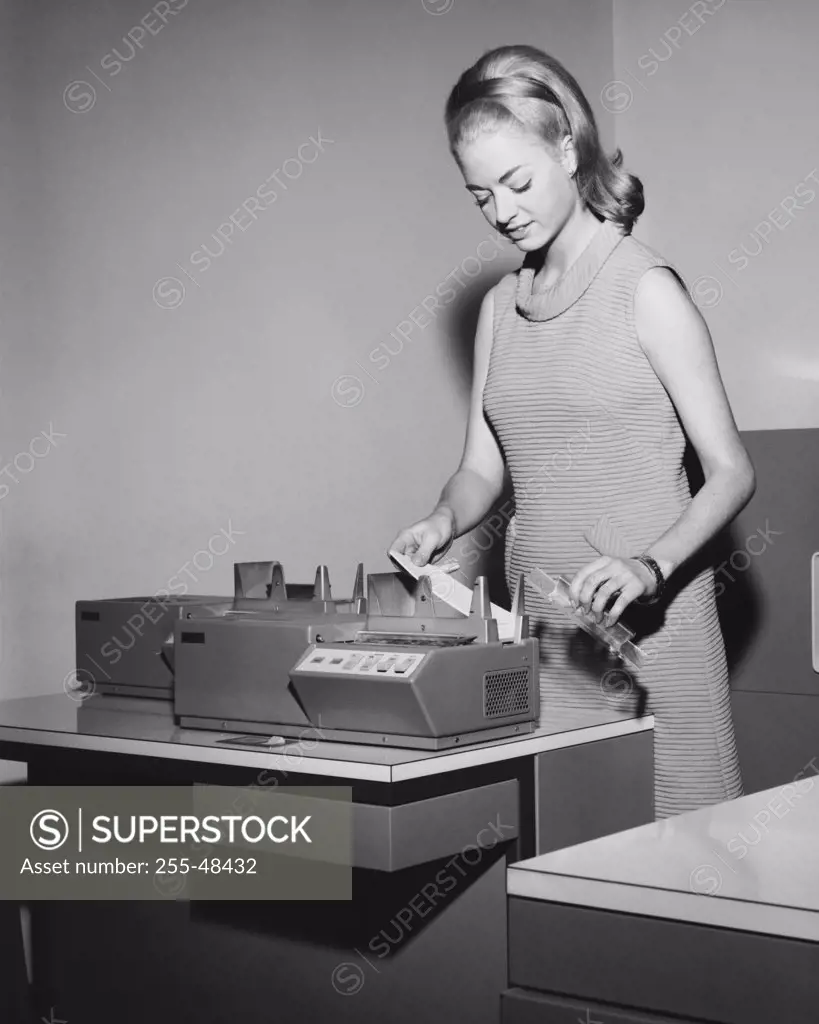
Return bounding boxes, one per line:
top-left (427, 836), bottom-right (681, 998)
top-left (472, 194), bottom-right (491, 209)
top-left (512, 180), bottom-right (532, 194)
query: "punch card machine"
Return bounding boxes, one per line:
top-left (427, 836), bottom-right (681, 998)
top-left (174, 559), bottom-right (540, 750)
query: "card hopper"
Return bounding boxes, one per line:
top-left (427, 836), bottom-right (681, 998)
top-left (288, 567), bottom-right (539, 749)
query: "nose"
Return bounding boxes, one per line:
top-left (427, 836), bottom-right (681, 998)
top-left (494, 191), bottom-right (519, 229)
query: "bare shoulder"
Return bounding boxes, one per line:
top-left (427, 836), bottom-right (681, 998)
top-left (484, 271), bottom-right (517, 314)
top-left (475, 273), bottom-right (515, 355)
top-left (634, 265), bottom-right (708, 358)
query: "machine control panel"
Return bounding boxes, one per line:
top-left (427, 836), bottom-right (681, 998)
top-left (296, 648), bottom-right (425, 676)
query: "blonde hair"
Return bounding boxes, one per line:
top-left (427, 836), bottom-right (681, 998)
top-left (445, 45), bottom-right (644, 232)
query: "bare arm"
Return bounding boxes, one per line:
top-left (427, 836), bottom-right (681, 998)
top-left (572, 266), bottom-right (756, 622)
top-left (636, 267), bottom-right (755, 579)
top-left (390, 284), bottom-right (507, 564)
top-left (431, 285), bottom-right (507, 537)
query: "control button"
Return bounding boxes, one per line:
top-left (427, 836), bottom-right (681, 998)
top-left (310, 656), bottom-right (325, 664)
top-left (377, 657), bottom-right (396, 673)
top-left (344, 653), bottom-right (364, 671)
top-left (330, 657), bottom-right (343, 665)
top-left (359, 656), bottom-right (378, 671)
top-left (393, 657), bottom-right (414, 674)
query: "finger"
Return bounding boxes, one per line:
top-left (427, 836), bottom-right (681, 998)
top-left (390, 531), bottom-right (417, 557)
top-left (578, 566), bottom-right (614, 611)
top-left (604, 581), bottom-right (642, 626)
top-left (430, 553), bottom-right (459, 571)
top-left (569, 557), bottom-right (610, 605)
top-left (591, 578), bottom-right (627, 622)
top-left (430, 535), bottom-right (456, 564)
top-left (581, 573), bottom-right (610, 617)
top-left (413, 533), bottom-right (441, 567)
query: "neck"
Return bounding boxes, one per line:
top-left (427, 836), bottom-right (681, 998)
top-left (536, 205), bottom-right (602, 286)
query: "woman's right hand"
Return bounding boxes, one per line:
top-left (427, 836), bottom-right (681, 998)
top-left (390, 509), bottom-right (455, 567)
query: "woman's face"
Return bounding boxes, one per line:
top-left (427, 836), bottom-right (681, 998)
top-left (456, 126), bottom-right (576, 250)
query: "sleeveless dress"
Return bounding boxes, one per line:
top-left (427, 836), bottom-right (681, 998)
top-left (483, 218), bottom-right (743, 819)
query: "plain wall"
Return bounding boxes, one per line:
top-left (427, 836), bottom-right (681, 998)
top-left (611, 0), bottom-right (819, 430)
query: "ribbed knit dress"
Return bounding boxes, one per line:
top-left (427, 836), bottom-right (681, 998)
top-left (483, 217), bottom-right (743, 819)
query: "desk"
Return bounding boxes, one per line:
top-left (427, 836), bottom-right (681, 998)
top-left (504, 779), bottom-right (819, 1023)
top-left (0, 693), bottom-right (653, 1024)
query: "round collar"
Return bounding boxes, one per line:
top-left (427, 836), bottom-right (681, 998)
top-left (515, 218), bottom-right (626, 322)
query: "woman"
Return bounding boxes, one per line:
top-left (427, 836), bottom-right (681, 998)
top-left (390, 45), bottom-right (755, 819)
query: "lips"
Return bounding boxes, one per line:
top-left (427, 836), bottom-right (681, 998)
top-left (506, 222), bottom-right (532, 238)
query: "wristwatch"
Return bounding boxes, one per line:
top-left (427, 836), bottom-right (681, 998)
top-left (634, 554), bottom-right (665, 604)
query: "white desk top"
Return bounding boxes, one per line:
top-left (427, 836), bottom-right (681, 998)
top-left (509, 776), bottom-right (819, 941)
top-left (0, 694), bottom-right (653, 783)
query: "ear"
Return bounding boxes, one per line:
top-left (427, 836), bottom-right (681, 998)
top-left (560, 135), bottom-right (577, 177)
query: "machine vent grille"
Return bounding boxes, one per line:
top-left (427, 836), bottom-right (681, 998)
top-left (483, 668), bottom-right (530, 718)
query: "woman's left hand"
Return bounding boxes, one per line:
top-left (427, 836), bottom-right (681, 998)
top-left (569, 556), bottom-right (656, 626)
